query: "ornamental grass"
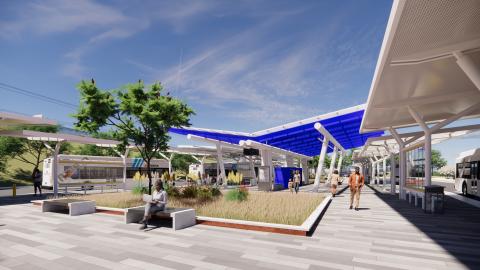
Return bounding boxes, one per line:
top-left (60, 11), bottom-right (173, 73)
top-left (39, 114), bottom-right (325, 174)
top-left (67, 190), bottom-right (325, 226)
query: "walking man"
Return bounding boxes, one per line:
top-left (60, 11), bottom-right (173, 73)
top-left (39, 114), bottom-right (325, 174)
top-left (33, 168), bottom-right (42, 197)
top-left (349, 167), bottom-right (364, 211)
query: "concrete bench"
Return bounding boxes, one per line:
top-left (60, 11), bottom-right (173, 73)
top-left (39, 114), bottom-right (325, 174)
top-left (125, 206), bottom-right (196, 230)
top-left (41, 199), bottom-right (96, 216)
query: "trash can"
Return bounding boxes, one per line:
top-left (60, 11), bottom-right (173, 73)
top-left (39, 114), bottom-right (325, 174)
top-left (424, 185), bottom-right (445, 214)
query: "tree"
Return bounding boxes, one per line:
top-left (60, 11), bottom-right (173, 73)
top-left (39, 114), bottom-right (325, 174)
top-left (73, 80), bottom-right (194, 194)
top-left (431, 149), bottom-right (447, 171)
top-left (0, 125), bottom-right (68, 181)
top-left (171, 154), bottom-right (197, 172)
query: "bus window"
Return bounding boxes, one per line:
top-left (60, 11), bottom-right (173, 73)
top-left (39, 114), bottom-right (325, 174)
top-left (472, 162), bottom-right (478, 180)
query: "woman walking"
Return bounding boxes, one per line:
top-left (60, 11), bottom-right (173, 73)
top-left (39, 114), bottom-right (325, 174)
top-left (330, 169), bottom-right (340, 197)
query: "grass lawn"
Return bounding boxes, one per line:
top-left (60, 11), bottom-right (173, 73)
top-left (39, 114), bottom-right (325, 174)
top-left (65, 191), bottom-right (326, 226)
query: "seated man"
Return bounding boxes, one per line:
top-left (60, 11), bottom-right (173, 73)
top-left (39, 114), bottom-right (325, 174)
top-left (140, 180), bottom-right (167, 230)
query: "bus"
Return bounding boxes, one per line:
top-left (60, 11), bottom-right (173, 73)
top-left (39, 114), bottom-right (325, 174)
top-left (455, 148), bottom-right (480, 197)
top-left (42, 155), bottom-right (169, 187)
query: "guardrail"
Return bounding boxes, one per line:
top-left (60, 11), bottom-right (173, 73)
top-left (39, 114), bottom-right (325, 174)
top-left (60, 182), bottom-right (121, 195)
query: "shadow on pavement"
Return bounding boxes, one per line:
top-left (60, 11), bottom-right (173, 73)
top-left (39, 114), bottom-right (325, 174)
top-left (370, 186), bottom-right (480, 269)
top-left (0, 193), bottom-right (49, 206)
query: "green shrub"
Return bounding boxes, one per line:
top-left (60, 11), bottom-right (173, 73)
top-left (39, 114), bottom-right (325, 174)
top-left (181, 185), bottom-right (198, 198)
top-left (197, 186), bottom-right (213, 201)
top-left (210, 187), bottom-right (222, 197)
top-left (165, 185), bottom-right (180, 198)
top-left (225, 187), bottom-right (248, 202)
top-left (131, 184), bottom-right (148, 195)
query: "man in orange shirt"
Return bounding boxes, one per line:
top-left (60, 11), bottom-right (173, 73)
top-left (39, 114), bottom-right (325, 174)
top-left (348, 167), bottom-right (364, 211)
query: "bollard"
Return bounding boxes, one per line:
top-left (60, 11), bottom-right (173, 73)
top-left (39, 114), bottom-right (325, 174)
top-left (12, 184), bottom-right (16, 197)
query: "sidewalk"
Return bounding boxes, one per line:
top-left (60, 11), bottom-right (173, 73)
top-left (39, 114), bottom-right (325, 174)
top-left (313, 185), bottom-right (480, 269)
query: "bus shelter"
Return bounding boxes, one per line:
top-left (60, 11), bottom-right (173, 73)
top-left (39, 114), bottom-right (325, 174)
top-left (0, 130), bottom-right (121, 197)
top-left (360, 0), bottom-right (480, 199)
top-left (356, 124), bottom-right (480, 199)
top-left (170, 105), bottom-right (383, 190)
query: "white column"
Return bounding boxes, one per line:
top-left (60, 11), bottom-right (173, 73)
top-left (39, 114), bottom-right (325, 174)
top-left (399, 150), bottom-right (406, 199)
top-left (249, 156), bottom-right (256, 185)
top-left (216, 143), bottom-right (226, 186)
top-left (285, 155), bottom-right (294, 167)
top-left (200, 156), bottom-right (206, 177)
top-left (314, 138), bottom-right (329, 189)
top-left (376, 159), bottom-right (381, 184)
top-left (390, 153), bottom-right (396, 195)
top-left (383, 158), bottom-right (387, 187)
top-left (52, 142), bottom-right (62, 198)
top-left (336, 153), bottom-right (343, 174)
top-left (301, 159), bottom-right (309, 185)
top-left (424, 132), bottom-right (432, 187)
top-left (328, 146), bottom-right (338, 181)
top-left (168, 153), bottom-right (174, 174)
top-left (259, 149), bottom-right (273, 184)
top-left (370, 158), bottom-right (375, 184)
top-left (122, 148), bottom-right (129, 190)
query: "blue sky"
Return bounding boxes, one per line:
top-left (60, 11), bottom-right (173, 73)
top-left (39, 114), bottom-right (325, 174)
top-left (0, 0), bottom-right (477, 165)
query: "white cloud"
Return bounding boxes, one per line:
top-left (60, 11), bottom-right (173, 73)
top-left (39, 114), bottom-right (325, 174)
top-left (0, 0), bottom-right (127, 39)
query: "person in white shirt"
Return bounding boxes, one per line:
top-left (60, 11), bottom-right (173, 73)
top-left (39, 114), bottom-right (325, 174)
top-left (140, 180), bottom-right (167, 230)
top-left (330, 170), bottom-right (340, 197)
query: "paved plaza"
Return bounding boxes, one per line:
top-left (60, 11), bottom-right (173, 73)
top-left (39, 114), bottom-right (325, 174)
top-left (1, 186), bottom-right (479, 270)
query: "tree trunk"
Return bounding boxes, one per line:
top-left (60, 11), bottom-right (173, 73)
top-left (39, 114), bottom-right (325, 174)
top-left (147, 159), bottom-right (152, 195)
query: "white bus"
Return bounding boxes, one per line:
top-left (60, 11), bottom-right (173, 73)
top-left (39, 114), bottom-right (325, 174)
top-left (42, 155), bottom-right (169, 187)
top-left (455, 148), bottom-right (480, 197)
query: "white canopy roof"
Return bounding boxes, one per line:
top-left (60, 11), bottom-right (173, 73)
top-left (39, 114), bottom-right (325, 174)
top-left (0, 130), bottom-right (120, 147)
top-left (361, 0), bottom-right (480, 132)
top-left (0, 112), bottom-right (56, 128)
top-left (357, 124), bottom-right (480, 158)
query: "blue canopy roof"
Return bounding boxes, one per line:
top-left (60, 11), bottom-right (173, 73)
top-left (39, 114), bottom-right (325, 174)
top-left (170, 109), bottom-right (383, 157)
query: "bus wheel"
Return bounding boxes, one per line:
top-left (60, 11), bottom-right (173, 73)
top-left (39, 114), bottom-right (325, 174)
top-left (462, 183), bottom-right (467, 196)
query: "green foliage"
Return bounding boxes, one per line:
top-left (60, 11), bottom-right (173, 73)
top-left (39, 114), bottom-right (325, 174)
top-left (225, 187), bottom-right (249, 202)
top-left (73, 80), bottom-right (194, 194)
top-left (210, 186), bottom-right (221, 197)
top-left (431, 150), bottom-right (447, 171)
top-left (72, 132), bottom-right (118, 156)
top-left (131, 184), bottom-right (148, 195)
top-left (181, 185), bottom-right (198, 198)
top-left (309, 150), bottom-right (354, 171)
top-left (171, 154), bottom-right (197, 172)
top-left (0, 125), bottom-right (62, 178)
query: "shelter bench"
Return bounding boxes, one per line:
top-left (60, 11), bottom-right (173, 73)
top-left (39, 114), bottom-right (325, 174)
top-left (405, 188), bottom-right (425, 209)
top-left (41, 199), bottom-right (96, 216)
top-left (125, 206), bottom-right (196, 230)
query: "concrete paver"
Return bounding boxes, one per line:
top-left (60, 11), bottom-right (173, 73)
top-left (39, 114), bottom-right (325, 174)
top-left (0, 185), bottom-right (479, 269)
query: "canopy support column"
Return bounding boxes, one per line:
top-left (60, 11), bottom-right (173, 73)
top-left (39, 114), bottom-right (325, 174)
top-left (285, 155), bottom-right (294, 167)
top-left (370, 158), bottom-right (375, 184)
top-left (249, 156), bottom-right (257, 185)
top-left (44, 142), bottom-right (63, 198)
top-left (301, 158), bottom-right (309, 185)
top-left (336, 152), bottom-right (343, 174)
top-left (215, 142), bottom-right (226, 187)
top-left (328, 146), bottom-right (338, 182)
top-left (383, 157), bottom-right (387, 187)
top-left (408, 107), bottom-right (433, 187)
top-left (122, 148), bottom-right (129, 190)
top-left (390, 153), bottom-right (396, 195)
top-left (314, 138), bottom-right (329, 190)
top-left (390, 128), bottom-right (406, 200)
